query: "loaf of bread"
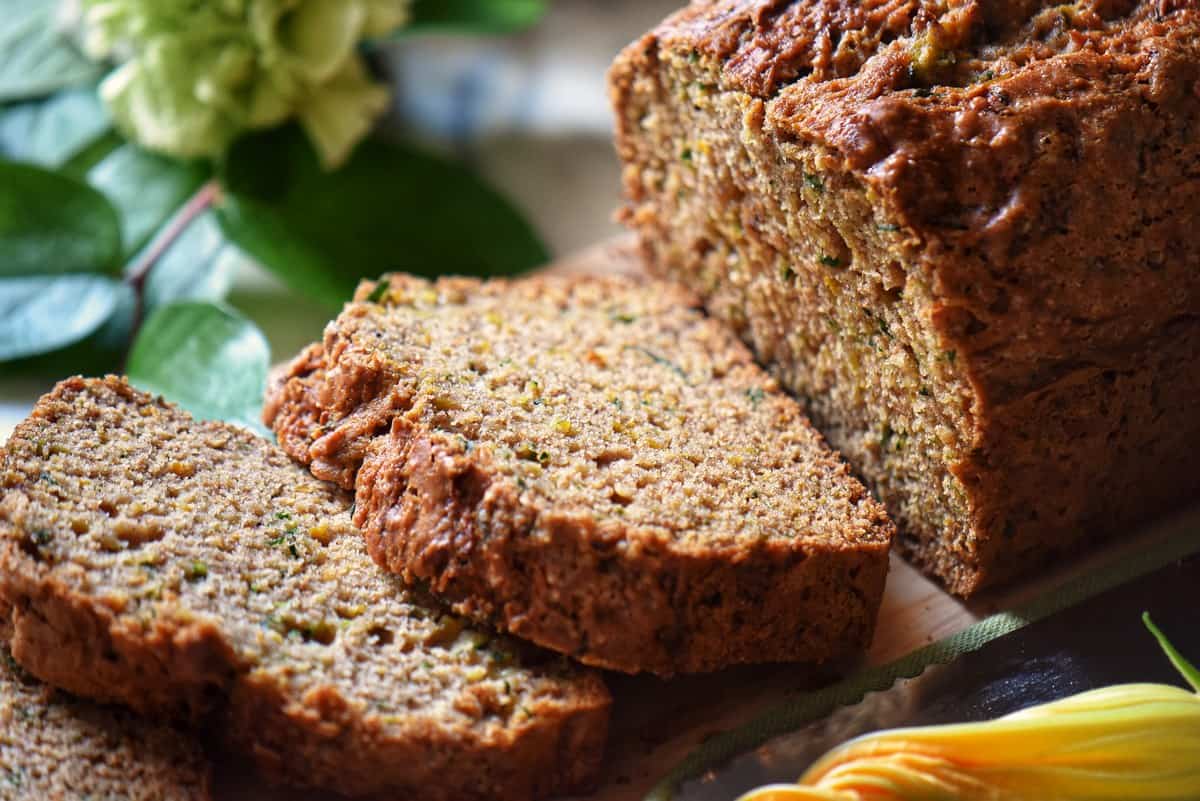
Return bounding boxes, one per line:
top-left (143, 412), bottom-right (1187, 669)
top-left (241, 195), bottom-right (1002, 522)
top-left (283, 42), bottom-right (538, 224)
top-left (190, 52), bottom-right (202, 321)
top-left (0, 377), bottom-right (609, 801)
top-left (1, 604), bottom-right (210, 801)
top-left (265, 274), bottom-right (894, 676)
top-left (610, 0), bottom-right (1200, 595)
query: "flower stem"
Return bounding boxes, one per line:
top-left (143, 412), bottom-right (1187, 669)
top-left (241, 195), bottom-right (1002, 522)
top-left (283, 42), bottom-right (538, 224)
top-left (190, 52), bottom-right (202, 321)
top-left (1144, 612), bottom-right (1200, 692)
top-left (123, 178), bottom-right (221, 356)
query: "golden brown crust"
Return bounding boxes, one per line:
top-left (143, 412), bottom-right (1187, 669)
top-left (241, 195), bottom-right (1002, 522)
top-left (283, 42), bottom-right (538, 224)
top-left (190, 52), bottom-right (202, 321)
top-left (651, 0), bottom-right (924, 96)
top-left (266, 273), bottom-right (894, 675)
top-left (0, 377), bottom-right (610, 801)
top-left (611, 0), bottom-right (1200, 594)
top-left (358, 419), bottom-right (889, 675)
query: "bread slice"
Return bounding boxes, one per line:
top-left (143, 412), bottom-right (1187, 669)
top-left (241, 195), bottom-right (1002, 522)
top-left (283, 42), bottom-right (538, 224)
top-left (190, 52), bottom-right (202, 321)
top-left (609, 1), bottom-right (1200, 595)
top-left (1, 604), bottom-right (210, 801)
top-left (0, 377), bottom-right (609, 801)
top-left (265, 274), bottom-right (894, 676)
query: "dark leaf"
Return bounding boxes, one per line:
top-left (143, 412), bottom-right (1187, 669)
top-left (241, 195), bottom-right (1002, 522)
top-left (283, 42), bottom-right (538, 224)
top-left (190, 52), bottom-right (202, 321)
top-left (0, 160), bottom-right (122, 277)
top-left (126, 301), bottom-right (270, 432)
top-left (0, 275), bottom-right (134, 378)
top-left (0, 274), bottom-right (125, 361)
top-left (13, 191), bottom-right (244, 377)
top-left (0, 212), bottom-right (234, 375)
top-left (87, 144), bottom-right (211, 259)
top-left (405, 0), bottom-right (547, 33)
top-left (59, 130), bottom-right (124, 180)
top-left (217, 125), bottom-right (548, 308)
top-left (0, 1), bottom-right (101, 102)
top-left (0, 88), bottom-right (110, 167)
top-left (216, 192), bottom-right (350, 308)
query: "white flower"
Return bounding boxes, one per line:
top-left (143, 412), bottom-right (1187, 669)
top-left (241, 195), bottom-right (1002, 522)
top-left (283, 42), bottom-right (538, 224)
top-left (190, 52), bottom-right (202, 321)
top-left (80, 0), bottom-right (411, 168)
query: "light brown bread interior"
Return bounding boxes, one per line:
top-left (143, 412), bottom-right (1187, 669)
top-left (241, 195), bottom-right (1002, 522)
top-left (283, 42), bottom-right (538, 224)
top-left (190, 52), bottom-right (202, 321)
top-left (0, 377), bottom-right (610, 801)
top-left (0, 601), bottom-right (211, 801)
top-left (610, 0), bottom-right (1200, 594)
top-left (267, 274), bottom-right (893, 675)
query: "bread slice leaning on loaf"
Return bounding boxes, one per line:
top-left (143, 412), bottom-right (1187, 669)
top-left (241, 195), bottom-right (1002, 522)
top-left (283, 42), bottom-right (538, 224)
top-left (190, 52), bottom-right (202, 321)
top-left (610, 0), bottom-right (1200, 595)
top-left (0, 377), bottom-right (609, 801)
top-left (265, 274), bottom-right (894, 676)
top-left (0, 604), bottom-right (210, 801)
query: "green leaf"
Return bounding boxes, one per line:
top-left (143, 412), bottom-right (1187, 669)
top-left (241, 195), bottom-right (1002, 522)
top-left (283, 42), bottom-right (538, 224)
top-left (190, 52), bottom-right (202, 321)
top-left (87, 144), bottom-right (212, 259)
top-left (0, 89), bottom-right (110, 168)
top-left (0, 277), bottom-right (135, 378)
top-left (0, 274), bottom-right (125, 361)
top-left (216, 125), bottom-right (548, 308)
top-left (60, 130), bottom-right (124, 180)
top-left (126, 301), bottom-right (270, 432)
top-left (1144, 612), bottom-right (1200, 692)
top-left (143, 213), bottom-right (237, 310)
top-left (405, 0), bottom-right (547, 33)
top-left (217, 190), bottom-right (351, 307)
top-left (9, 184), bottom-right (241, 375)
top-left (0, 160), bottom-right (122, 277)
top-left (0, 1), bottom-right (101, 102)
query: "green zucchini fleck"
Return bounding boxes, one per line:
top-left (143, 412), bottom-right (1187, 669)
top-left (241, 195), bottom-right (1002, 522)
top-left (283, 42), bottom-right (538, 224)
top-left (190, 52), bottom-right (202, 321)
top-left (366, 279), bottom-right (391, 304)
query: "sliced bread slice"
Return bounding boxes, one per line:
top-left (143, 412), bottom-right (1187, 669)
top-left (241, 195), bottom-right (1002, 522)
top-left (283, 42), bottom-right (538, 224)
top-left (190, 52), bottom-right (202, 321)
top-left (1, 604), bottom-right (210, 801)
top-left (266, 274), bottom-right (894, 676)
top-left (0, 377), bottom-right (609, 801)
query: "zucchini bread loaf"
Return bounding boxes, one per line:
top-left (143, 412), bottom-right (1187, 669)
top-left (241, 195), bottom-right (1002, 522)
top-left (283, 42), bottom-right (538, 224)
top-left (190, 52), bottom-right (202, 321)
top-left (265, 274), bottom-right (894, 676)
top-left (1, 606), bottom-right (210, 801)
top-left (611, 0), bottom-right (1200, 595)
top-left (0, 377), bottom-right (609, 801)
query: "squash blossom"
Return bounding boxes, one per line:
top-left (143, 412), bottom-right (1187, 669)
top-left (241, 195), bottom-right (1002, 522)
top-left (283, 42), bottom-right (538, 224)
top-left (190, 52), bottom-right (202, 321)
top-left (78, 0), bottom-right (412, 168)
top-left (739, 614), bottom-right (1200, 801)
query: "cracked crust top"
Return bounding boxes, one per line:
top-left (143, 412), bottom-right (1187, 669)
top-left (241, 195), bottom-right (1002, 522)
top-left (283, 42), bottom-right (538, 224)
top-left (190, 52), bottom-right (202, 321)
top-left (617, 0), bottom-right (1200, 248)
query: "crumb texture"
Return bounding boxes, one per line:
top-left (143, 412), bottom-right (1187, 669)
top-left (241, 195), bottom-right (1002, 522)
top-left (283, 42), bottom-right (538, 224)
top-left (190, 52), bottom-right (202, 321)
top-left (267, 274), bottom-right (893, 675)
top-left (0, 628), bottom-right (210, 801)
top-left (0, 377), bottom-right (609, 801)
top-left (611, 0), bottom-right (1200, 594)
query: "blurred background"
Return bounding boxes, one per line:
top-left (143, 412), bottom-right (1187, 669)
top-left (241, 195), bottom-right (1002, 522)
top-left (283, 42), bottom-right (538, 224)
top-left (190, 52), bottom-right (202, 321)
top-left (387, 0), bottom-right (679, 254)
top-left (0, 0), bottom-right (681, 434)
